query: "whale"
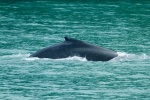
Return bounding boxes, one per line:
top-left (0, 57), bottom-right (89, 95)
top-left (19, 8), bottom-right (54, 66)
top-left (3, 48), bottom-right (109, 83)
top-left (30, 37), bottom-right (118, 61)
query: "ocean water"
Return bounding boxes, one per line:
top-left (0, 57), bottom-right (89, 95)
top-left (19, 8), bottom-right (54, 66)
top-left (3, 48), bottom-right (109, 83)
top-left (0, 0), bottom-right (150, 100)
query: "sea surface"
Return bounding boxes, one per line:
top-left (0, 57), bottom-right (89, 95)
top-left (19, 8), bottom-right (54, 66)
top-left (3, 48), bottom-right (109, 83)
top-left (0, 0), bottom-right (150, 100)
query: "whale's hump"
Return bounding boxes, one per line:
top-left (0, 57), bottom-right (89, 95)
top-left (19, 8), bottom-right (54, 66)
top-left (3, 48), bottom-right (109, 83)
top-left (64, 37), bottom-right (84, 44)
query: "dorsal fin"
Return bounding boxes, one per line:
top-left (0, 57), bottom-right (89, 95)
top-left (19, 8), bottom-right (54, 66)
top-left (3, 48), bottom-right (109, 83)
top-left (64, 36), bottom-right (69, 41)
top-left (64, 37), bottom-right (84, 43)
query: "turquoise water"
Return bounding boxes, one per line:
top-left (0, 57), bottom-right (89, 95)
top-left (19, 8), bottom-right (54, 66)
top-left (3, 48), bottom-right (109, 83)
top-left (0, 1), bottom-right (150, 100)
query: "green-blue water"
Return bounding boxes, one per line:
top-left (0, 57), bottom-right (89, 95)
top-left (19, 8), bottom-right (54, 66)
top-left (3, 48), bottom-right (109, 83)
top-left (0, 1), bottom-right (150, 100)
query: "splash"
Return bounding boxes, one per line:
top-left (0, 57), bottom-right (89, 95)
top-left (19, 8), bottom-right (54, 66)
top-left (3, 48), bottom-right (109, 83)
top-left (25, 55), bottom-right (87, 62)
top-left (1, 52), bottom-right (149, 62)
top-left (111, 52), bottom-right (149, 62)
top-left (56, 56), bottom-right (87, 62)
top-left (1, 53), bottom-right (30, 58)
top-left (24, 57), bottom-right (40, 61)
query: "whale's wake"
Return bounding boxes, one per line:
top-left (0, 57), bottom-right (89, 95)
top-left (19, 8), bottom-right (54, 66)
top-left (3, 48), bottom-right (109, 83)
top-left (56, 56), bottom-right (87, 62)
top-left (1, 52), bottom-right (149, 62)
top-left (111, 52), bottom-right (149, 62)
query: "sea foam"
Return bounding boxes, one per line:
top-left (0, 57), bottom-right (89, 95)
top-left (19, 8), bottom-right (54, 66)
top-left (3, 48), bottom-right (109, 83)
top-left (111, 52), bottom-right (149, 62)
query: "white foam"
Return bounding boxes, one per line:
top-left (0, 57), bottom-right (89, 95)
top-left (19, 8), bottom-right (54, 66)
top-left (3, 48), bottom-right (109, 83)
top-left (24, 55), bottom-right (87, 62)
top-left (2, 53), bottom-right (30, 58)
top-left (111, 52), bottom-right (149, 62)
top-left (2, 52), bottom-right (149, 62)
top-left (56, 56), bottom-right (87, 62)
top-left (24, 57), bottom-right (40, 61)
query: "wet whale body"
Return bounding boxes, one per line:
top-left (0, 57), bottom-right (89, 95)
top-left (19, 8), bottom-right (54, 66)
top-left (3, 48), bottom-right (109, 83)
top-left (30, 37), bottom-right (118, 61)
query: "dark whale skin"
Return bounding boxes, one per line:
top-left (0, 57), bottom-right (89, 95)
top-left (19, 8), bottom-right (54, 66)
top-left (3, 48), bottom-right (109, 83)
top-left (30, 37), bottom-right (118, 61)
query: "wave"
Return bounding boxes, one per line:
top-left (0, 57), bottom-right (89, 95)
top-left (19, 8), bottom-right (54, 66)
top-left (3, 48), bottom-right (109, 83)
top-left (111, 52), bottom-right (150, 62)
top-left (25, 55), bottom-right (87, 62)
top-left (1, 53), bottom-right (30, 58)
top-left (1, 52), bottom-right (149, 62)
top-left (56, 56), bottom-right (87, 62)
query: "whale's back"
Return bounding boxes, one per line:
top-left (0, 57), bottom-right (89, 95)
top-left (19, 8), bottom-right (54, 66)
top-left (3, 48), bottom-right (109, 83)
top-left (30, 37), bottom-right (118, 61)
